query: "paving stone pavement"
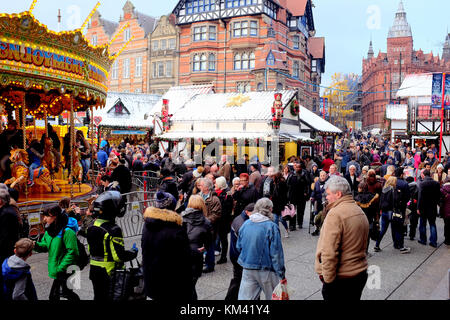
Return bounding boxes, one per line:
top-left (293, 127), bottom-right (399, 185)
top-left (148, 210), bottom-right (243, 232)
top-left (28, 202), bottom-right (449, 300)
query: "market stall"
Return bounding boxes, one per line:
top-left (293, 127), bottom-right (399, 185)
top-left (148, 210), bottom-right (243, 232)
top-left (155, 89), bottom-right (337, 164)
top-left (95, 92), bottom-right (160, 147)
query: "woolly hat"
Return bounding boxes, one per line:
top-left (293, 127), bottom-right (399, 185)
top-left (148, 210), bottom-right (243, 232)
top-left (193, 166), bottom-right (204, 178)
top-left (154, 191), bottom-right (177, 211)
top-left (373, 154), bottom-right (380, 162)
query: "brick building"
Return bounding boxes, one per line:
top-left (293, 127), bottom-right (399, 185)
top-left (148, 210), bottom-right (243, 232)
top-left (86, 1), bottom-right (157, 94)
top-left (148, 15), bottom-right (180, 95)
top-left (172, 0), bottom-right (325, 111)
top-left (361, 1), bottom-right (450, 131)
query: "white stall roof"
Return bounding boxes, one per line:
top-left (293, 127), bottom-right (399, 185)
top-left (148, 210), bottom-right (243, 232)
top-left (299, 106), bottom-right (342, 133)
top-left (97, 92), bottom-right (161, 128)
top-left (150, 84), bottom-right (215, 116)
top-left (171, 90), bottom-right (296, 121)
top-left (396, 73), bottom-right (432, 99)
top-left (386, 104), bottom-right (408, 120)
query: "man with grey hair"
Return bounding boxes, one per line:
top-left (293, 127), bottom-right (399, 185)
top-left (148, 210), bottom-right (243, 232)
top-left (237, 198), bottom-right (286, 300)
top-left (315, 176), bottom-right (369, 301)
top-left (199, 178), bottom-right (222, 273)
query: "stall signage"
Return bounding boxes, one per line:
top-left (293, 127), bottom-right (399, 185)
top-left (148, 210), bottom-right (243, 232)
top-left (111, 130), bottom-right (147, 135)
top-left (0, 41), bottom-right (107, 83)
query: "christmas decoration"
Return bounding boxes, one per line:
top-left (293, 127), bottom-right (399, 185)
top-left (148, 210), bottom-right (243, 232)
top-left (226, 94), bottom-right (251, 107)
top-left (161, 99), bottom-right (173, 131)
top-left (290, 99), bottom-right (299, 116)
top-left (271, 93), bottom-right (283, 130)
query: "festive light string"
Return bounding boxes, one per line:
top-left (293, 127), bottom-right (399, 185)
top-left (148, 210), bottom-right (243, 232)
top-left (29, 0), bottom-right (38, 14)
top-left (80, 2), bottom-right (100, 32)
top-left (108, 23), bottom-right (131, 47)
top-left (267, 67), bottom-right (426, 95)
top-left (112, 36), bottom-right (134, 62)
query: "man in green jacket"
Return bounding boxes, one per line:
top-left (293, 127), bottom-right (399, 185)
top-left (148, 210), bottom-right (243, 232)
top-left (34, 205), bottom-right (80, 301)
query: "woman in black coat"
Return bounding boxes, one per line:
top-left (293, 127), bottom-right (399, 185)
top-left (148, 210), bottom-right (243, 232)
top-left (141, 191), bottom-right (194, 301)
top-left (271, 172), bottom-right (289, 235)
top-left (181, 195), bottom-right (213, 300)
top-left (355, 181), bottom-right (380, 252)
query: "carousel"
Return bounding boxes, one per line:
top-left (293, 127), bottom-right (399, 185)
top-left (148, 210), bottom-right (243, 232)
top-left (0, 1), bottom-right (123, 206)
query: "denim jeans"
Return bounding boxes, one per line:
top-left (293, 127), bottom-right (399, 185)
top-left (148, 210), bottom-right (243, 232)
top-left (375, 211), bottom-right (393, 247)
top-left (204, 240), bottom-right (215, 270)
top-left (29, 163), bottom-right (40, 182)
top-left (273, 214), bottom-right (288, 232)
top-left (419, 215), bottom-right (437, 246)
top-left (81, 158), bottom-right (90, 177)
top-left (238, 269), bottom-right (280, 300)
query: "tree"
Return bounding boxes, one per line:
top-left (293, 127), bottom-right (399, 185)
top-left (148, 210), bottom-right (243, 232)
top-left (323, 73), bottom-right (356, 128)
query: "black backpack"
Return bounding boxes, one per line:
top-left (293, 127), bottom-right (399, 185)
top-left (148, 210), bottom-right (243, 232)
top-left (62, 228), bottom-right (90, 271)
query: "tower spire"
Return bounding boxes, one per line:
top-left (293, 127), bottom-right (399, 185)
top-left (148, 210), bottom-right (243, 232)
top-left (368, 39), bottom-right (374, 59)
top-left (388, 0), bottom-right (412, 38)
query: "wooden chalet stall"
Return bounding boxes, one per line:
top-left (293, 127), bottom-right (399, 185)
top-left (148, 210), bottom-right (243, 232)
top-left (398, 73), bottom-right (450, 156)
top-left (155, 88), bottom-right (340, 165)
top-left (95, 92), bottom-right (160, 146)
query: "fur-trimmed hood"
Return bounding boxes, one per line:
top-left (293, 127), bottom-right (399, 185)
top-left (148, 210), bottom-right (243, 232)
top-left (144, 207), bottom-right (183, 226)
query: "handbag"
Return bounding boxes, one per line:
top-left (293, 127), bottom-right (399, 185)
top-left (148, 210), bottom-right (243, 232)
top-left (281, 204), bottom-right (296, 218)
top-left (109, 259), bottom-right (145, 301)
top-left (272, 279), bottom-right (290, 300)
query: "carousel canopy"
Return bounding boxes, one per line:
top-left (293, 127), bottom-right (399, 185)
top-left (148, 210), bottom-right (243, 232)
top-left (96, 92), bottom-right (160, 128)
top-left (0, 2), bottom-right (121, 119)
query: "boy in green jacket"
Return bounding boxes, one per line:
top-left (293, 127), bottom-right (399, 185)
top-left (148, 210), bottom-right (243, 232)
top-left (34, 205), bottom-right (80, 301)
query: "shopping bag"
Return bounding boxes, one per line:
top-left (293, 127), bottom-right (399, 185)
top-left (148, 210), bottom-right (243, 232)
top-left (109, 259), bottom-right (145, 301)
top-left (272, 279), bottom-right (290, 300)
top-left (281, 204), bottom-right (296, 218)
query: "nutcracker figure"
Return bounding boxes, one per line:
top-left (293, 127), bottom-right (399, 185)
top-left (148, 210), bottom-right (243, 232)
top-left (272, 93), bottom-right (283, 129)
top-left (161, 99), bottom-right (172, 131)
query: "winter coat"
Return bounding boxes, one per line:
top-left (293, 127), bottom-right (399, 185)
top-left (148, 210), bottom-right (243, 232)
top-left (141, 207), bottom-right (193, 301)
top-left (417, 177), bottom-right (441, 218)
top-left (345, 174), bottom-right (360, 197)
top-left (34, 215), bottom-right (79, 279)
top-left (179, 170), bottom-right (194, 195)
top-left (249, 170), bottom-right (262, 190)
top-left (232, 185), bottom-right (260, 218)
top-left (203, 192), bottom-right (222, 228)
top-left (229, 211), bottom-right (249, 264)
top-left (440, 183), bottom-right (450, 219)
top-left (159, 176), bottom-right (179, 201)
top-left (379, 186), bottom-right (396, 213)
top-left (237, 213), bottom-right (286, 280)
top-left (0, 205), bottom-right (20, 263)
top-left (216, 188), bottom-right (234, 233)
top-left (182, 208), bottom-right (213, 278)
top-left (271, 180), bottom-right (288, 215)
top-left (367, 176), bottom-right (382, 195)
top-left (2, 255), bottom-right (37, 301)
top-left (110, 165), bottom-right (132, 194)
top-left (315, 195), bottom-right (369, 283)
top-left (288, 170), bottom-right (311, 204)
top-left (355, 192), bottom-right (379, 224)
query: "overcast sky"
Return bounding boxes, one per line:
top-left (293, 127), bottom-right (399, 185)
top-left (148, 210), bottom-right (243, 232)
top-left (3, 0), bottom-right (449, 92)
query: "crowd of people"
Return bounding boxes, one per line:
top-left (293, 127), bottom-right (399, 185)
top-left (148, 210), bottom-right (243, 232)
top-left (1, 130), bottom-right (450, 301)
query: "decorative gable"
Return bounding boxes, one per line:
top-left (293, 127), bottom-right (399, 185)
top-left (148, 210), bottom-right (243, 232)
top-left (108, 98), bottom-right (131, 115)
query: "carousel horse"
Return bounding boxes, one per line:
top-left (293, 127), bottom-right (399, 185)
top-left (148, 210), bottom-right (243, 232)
top-left (43, 137), bottom-right (57, 178)
top-left (5, 149), bottom-right (61, 194)
top-left (32, 159), bottom-right (61, 193)
top-left (4, 149), bottom-right (29, 192)
top-left (70, 145), bottom-right (83, 188)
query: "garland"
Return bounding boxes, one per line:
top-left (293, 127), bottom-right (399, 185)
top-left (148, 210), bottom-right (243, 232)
top-left (290, 99), bottom-right (300, 116)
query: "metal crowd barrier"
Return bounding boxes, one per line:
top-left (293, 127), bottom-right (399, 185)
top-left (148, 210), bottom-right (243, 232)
top-left (18, 190), bottom-right (157, 241)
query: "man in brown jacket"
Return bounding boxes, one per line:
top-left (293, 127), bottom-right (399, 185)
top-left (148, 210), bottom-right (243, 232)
top-left (315, 176), bottom-right (369, 301)
top-left (199, 178), bottom-right (222, 273)
top-left (218, 155), bottom-right (232, 184)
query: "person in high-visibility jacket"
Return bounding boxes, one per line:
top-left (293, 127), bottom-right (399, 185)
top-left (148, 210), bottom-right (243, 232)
top-left (87, 191), bottom-right (137, 301)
